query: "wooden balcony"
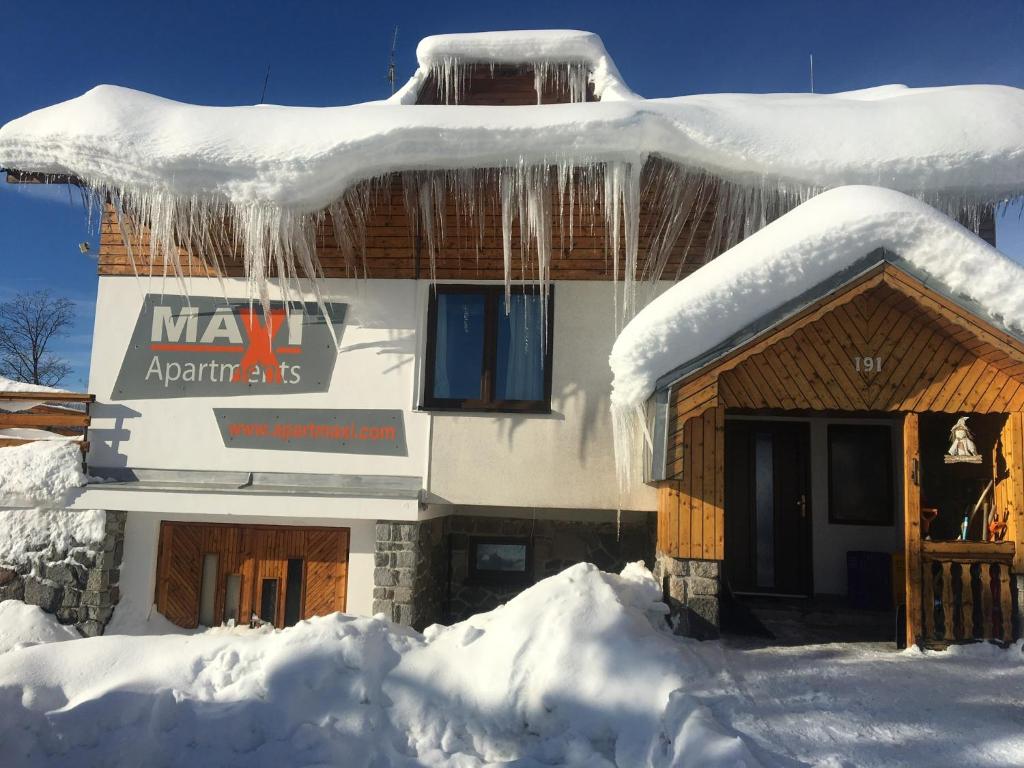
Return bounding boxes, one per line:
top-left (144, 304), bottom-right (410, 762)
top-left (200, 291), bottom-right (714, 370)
top-left (0, 390), bottom-right (94, 455)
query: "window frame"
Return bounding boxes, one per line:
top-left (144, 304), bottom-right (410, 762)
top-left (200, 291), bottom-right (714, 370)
top-left (468, 536), bottom-right (534, 585)
top-left (422, 284), bottom-right (555, 414)
top-left (826, 423), bottom-right (895, 526)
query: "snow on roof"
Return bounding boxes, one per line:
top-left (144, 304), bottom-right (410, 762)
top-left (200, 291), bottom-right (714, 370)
top-left (3, 80), bottom-right (1024, 209)
top-left (392, 29), bottom-right (633, 103)
top-left (1, 31), bottom-right (1023, 323)
top-left (609, 185), bottom-right (1024, 484)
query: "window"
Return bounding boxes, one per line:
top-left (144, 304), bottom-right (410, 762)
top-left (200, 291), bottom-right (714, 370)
top-left (423, 285), bottom-right (554, 412)
top-left (828, 424), bottom-right (894, 525)
top-left (469, 537), bottom-right (533, 585)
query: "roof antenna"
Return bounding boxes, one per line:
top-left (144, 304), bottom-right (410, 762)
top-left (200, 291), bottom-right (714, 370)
top-left (809, 53), bottom-right (815, 93)
top-left (259, 64), bottom-right (271, 104)
top-left (387, 26), bottom-right (399, 95)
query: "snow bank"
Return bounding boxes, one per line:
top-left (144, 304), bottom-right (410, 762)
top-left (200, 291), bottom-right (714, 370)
top-left (0, 563), bottom-right (759, 768)
top-left (609, 185), bottom-right (1024, 486)
top-left (0, 509), bottom-right (106, 568)
top-left (0, 601), bottom-right (79, 654)
top-left (0, 441), bottom-right (86, 507)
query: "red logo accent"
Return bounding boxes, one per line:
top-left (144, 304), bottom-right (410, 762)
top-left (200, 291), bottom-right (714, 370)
top-left (232, 309), bottom-right (287, 383)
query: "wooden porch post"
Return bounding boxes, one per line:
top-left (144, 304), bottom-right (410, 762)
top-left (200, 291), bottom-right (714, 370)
top-left (903, 412), bottom-right (922, 648)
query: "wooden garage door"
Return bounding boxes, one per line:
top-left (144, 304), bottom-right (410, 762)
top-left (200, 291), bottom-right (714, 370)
top-left (155, 522), bottom-right (350, 629)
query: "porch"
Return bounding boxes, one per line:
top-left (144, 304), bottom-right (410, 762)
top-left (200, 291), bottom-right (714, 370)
top-left (651, 261), bottom-right (1024, 646)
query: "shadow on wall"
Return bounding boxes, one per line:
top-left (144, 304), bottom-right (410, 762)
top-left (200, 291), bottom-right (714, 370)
top-left (86, 404), bottom-right (142, 470)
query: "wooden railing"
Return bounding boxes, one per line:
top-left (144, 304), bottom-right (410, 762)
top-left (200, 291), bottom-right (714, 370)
top-left (921, 541), bottom-right (1016, 647)
top-left (0, 391), bottom-right (94, 454)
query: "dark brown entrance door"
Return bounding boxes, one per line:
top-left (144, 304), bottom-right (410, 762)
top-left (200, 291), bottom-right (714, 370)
top-left (725, 419), bottom-right (812, 596)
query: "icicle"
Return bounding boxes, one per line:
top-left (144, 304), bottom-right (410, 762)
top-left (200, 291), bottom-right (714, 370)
top-left (425, 57), bottom-right (591, 105)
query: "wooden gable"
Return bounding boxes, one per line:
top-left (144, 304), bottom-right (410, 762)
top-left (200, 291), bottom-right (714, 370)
top-left (667, 263), bottom-right (1024, 443)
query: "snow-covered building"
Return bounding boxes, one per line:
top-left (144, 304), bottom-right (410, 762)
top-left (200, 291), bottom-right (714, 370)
top-left (2, 30), bottom-right (1023, 642)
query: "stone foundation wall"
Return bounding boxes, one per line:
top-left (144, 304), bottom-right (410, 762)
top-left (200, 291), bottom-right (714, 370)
top-left (654, 551), bottom-right (722, 640)
top-left (0, 510), bottom-right (126, 637)
top-left (445, 514), bottom-right (655, 623)
top-left (373, 513), bottom-right (656, 629)
top-left (372, 519), bottom-right (447, 631)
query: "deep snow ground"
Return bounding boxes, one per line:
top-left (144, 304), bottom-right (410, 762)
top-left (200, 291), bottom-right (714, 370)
top-left (687, 639), bottom-right (1024, 768)
top-left (0, 564), bottom-right (1022, 768)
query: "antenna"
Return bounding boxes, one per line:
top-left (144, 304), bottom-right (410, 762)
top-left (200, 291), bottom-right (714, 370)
top-left (387, 26), bottom-right (399, 95)
top-left (809, 53), bottom-right (815, 94)
top-left (259, 64), bottom-right (272, 104)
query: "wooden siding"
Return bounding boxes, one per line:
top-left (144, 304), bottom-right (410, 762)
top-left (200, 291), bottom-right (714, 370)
top-left (415, 64), bottom-right (596, 105)
top-left (660, 264), bottom-right (1024, 570)
top-left (997, 413), bottom-right (1024, 572)
top-left (657, 406), bottom-right (724, 560)
top-left (718, 281), bottom-right (1024, 413)
top-left (155, 522), bottom-right (349, 629)
top-left (96, 172), bottom-right (719, 280)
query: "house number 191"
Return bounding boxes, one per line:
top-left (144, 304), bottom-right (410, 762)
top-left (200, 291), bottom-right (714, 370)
top-left (854, 356), bottom-right (883, 372)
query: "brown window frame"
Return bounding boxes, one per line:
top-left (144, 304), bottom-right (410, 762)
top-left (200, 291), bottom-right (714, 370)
top-left (422, 284), bottom-right (554, 414)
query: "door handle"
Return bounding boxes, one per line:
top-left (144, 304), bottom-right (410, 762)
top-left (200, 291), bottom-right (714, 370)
top-left (798, 494), bottom-right (807, 518)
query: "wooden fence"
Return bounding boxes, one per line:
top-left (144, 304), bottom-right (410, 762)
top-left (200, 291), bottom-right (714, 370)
top-left (920, 541), bottom-right (1016, 646)
top-left (0, 391), bottom-right (94, 454)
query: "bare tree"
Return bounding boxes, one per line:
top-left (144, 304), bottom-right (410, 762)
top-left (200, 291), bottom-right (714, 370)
top-left (0, 290), bottom-right (76, 387)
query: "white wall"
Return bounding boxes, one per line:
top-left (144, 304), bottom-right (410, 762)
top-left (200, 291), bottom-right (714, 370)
top-left (87, 277), bottom-right (430, 482)
top-left (89, 277), bottom-right (656, 514)
top-left (110, 511), bottom-right (376, 630)
top-left (425, 281), bottom-right (658, 512)
top-left (808, 418), bottom-right (904, 596)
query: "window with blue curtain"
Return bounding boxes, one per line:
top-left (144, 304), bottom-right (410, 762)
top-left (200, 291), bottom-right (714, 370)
top-left (424, 285), bottom-right (553, 411)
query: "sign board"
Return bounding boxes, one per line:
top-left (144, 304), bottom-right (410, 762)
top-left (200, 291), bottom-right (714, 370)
top-left (112, 295), bottom-right (346, 400)
top-left (214, 408), bottom-right (407, 456)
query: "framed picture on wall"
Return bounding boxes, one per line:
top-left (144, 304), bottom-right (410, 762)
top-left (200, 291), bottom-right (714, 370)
top-left (469, 537), bottom-right (533, 584)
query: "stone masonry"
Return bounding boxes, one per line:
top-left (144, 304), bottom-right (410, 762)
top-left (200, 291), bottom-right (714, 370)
top-left (0, 510), bottom-right (126, 637)
top-left (372, 519), bottom-right (446, 631)
top-left (654, 551), bottom-right (722, 640)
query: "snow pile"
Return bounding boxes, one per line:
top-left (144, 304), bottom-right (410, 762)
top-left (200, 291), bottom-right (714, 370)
top-left (1, 29), bottom-right (1023, 322)
top-left (0, 508), bottom-right (106, 568)
top-left (0, 376), bottom-right (68, 395)
top-left (0, 601), bottom-right (80, 654)
top-left (0, 563), bottom-right (758, 768)
top-left (609, 185), bottom-right (1024, 487)
top-left (0, 441), bottom-right (86, 507)
top-left (392, 30), bottom-right (633, 104)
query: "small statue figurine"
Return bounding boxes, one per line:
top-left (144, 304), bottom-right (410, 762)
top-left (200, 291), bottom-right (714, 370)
top-left (946, 416), bottom-right (982, 463)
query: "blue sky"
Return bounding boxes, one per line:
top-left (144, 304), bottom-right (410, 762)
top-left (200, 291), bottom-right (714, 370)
top-left (2, 1), bottom-right (1023, 388)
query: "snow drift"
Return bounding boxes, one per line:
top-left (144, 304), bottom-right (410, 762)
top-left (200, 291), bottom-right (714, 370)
top-left (609, 185), bottom-right (1024, 487)
top-left (0, 601), bottom-right (80, 655)
top-left (0, 563), bottom-right (758, 768)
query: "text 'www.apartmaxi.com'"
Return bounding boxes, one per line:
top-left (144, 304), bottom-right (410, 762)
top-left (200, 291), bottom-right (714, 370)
top-left (227, 422), bottom-right (398, 442)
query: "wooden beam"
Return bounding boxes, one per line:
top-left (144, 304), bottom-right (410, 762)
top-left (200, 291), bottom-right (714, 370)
top-left (0, 412), bottom-right (90, 428)
top-left (904, 412), bottom-right (923, 648)
top-left (0, 391), bottom-right (94, 402)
